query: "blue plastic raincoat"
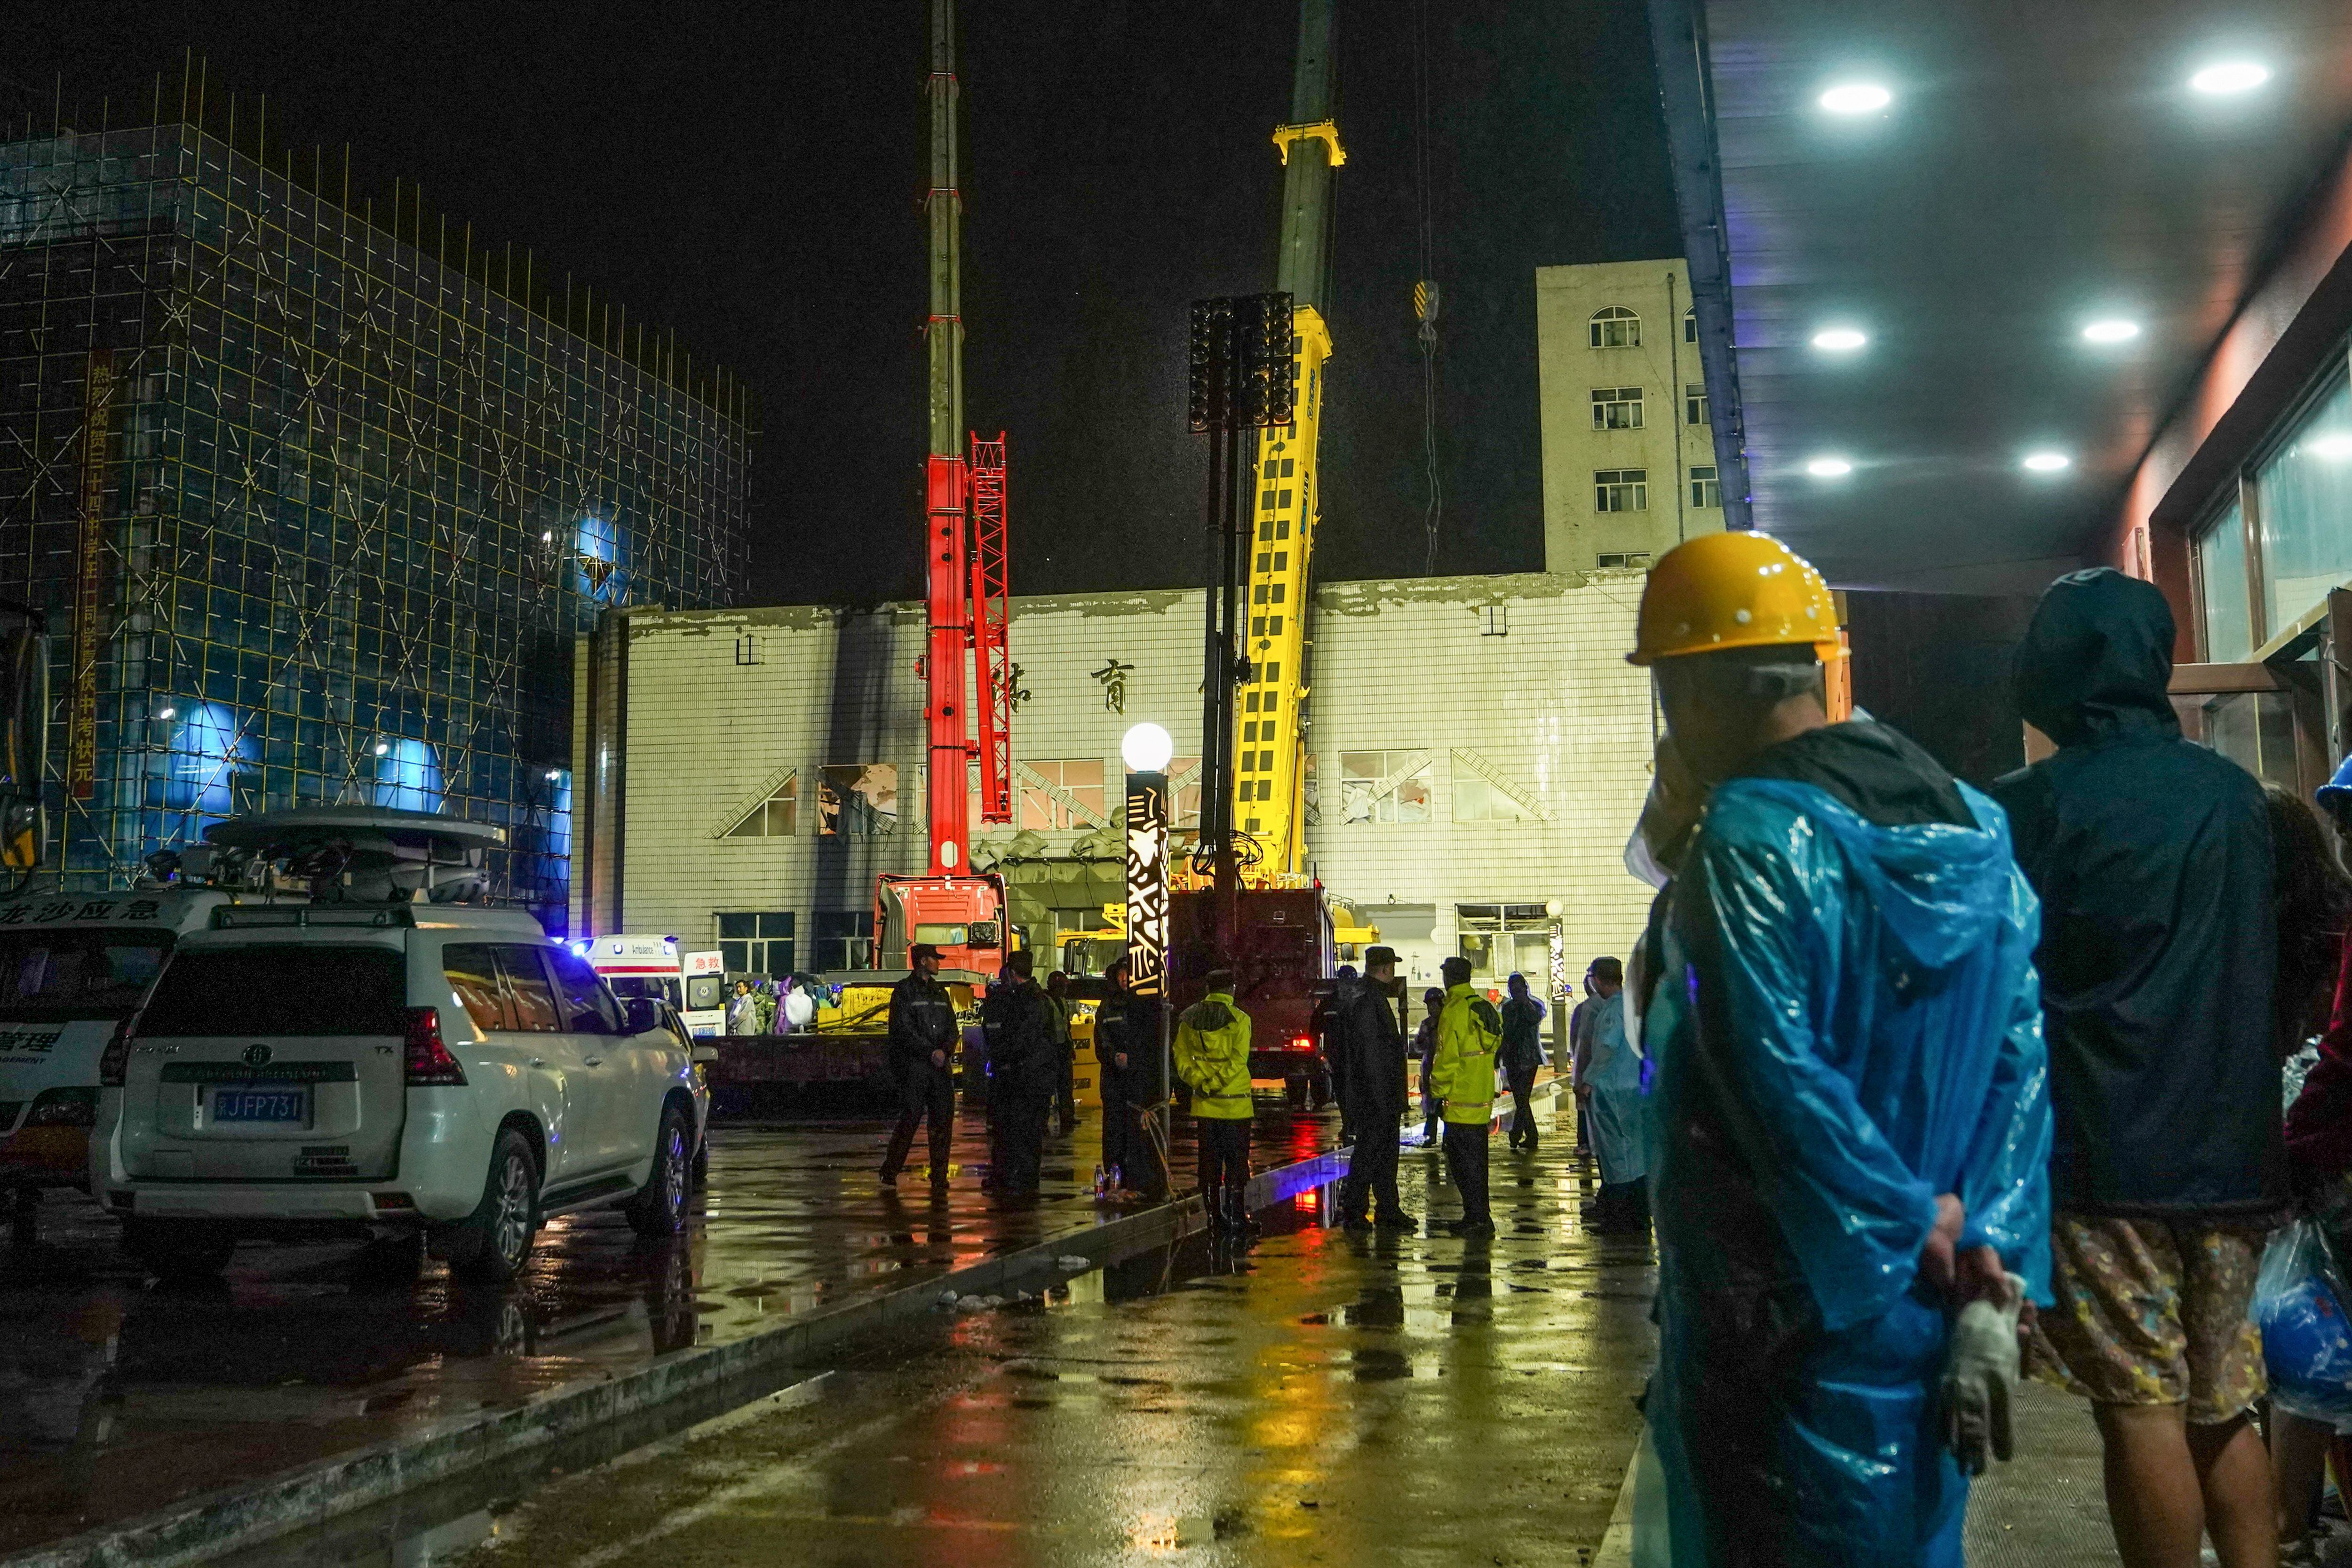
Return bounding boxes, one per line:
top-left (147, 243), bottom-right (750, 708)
top-left (1586, 993), bottom-right (1650, 1186)
top-left (1638, 775), bottom-right (2052, 1568)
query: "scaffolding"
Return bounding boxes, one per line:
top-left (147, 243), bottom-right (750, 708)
top-left (0, 93), bottom-right (750, 925)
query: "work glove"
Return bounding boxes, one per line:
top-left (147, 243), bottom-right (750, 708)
top-left (1937, 1271), bottom-right (2024, 1476)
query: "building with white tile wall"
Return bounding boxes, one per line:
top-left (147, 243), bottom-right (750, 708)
top-left (1536, 257), bottom-right (1724, 575)
top-left (573, 568), bottom-right (1661, 995)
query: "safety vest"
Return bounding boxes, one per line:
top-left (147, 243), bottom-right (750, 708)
top-left (1175, 992), bottom-right (1254, 1120)
top-left (1431, 983), bottom-right (1503, 1126)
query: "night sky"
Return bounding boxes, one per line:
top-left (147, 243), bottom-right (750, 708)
top-left (11, 2), bottom-right (1680, 605)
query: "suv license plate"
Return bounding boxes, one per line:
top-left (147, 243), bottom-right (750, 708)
top-left (212, 1086), bottom-right (309, 1124)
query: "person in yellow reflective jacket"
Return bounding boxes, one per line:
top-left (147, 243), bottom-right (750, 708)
top-left (1430, 955), bottom-right (1503, 1235)
top-left (1176, 966), bottom-right (1255, 1237)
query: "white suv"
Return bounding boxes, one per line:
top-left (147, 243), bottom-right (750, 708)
top-left (87, 811), bottom-right (709, 1283)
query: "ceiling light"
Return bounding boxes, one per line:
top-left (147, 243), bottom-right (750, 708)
top-left (2308, 433), bottom-right (2352, 462)
top-left (1819, 83), bottom-right (1892, 115)
top-left (1805, 456), bottom-right (1853, 478)
top-left (546, 769), bottom-right (563, 780)
top-left (156, 706), bottom-right (175, 720)
top-left (373, 742), bottom-right (391, 756)
top-left (2190, 61), bottom-right (2271, 95)
top-left (2022, 452), bottom-right (2071, 473)
top-left (1812, 328), bottom-right (1868, 351)
top-left (2082, 319), bottom-right (2140, 343)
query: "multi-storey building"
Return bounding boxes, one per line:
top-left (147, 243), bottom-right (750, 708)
top-left (1536, 257), bottom-right (1725, 573)
top-left (0, 111), bottom-right (750, 925)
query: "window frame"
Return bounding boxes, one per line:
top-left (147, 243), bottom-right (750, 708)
top-left (1337, 749), bottom-right (1433, 826)
top-left (1589, 385), bottom-right (1645, 430)
top-left (1690, 465), bottom-right (1721, 510)
top-left (1588, 306), bottom-right (1641, 350)
top-left (1594, 469), bottom-right (1649, 513)
top-left (1685, 382), bottom-right (1709, 427)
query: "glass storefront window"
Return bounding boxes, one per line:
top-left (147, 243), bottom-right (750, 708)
top-left (2256, 373), bottom-right (2352, 638)
top-left (2196, 498), bottom-right (2252, 662)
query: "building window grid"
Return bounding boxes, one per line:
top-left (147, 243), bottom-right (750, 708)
top-left (1685, 382), bottom-right (1708, 426)
top-left (1690, 466), bottom-right (1721, 509)
top-left (1594, 469), bottom-right (1649, 513)
top-left (0, 121), bottom-right (752, 924)
top-left (1588, 306), bottom-right (1640, 349)
top-left (1589, 386), bottom-right (1645, 430)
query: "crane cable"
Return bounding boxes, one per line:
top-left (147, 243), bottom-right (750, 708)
top-left (1412, 0), bottom-right (1443, 575)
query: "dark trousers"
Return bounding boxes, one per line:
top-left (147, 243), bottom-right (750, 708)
top-left (881, 1062), bottom-right (956, 1181)
top-left (1054, 1048), bottom-right (1077, 1131)
top-left (992, 1088), bottom-right (1051, 1194)
top-left (1102, 1079), bottom-right (1144, 1188)
top-left (1443, 1120), bottom-right (1491, 1225)
top-left (1195, 1116), bottom-right (1251, 1216)
top-left (1505, 1066), bottom-right (1539, 1149)
top-left (1339, 1105), bottom-right (1403, 1222)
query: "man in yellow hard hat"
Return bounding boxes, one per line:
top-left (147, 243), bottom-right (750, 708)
top-left (1627, 531), bottom-right (2053, 1566)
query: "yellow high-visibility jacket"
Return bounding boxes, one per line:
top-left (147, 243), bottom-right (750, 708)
top-left (1175, 991), bottom-right (1253, 1120)
top-left (1430, 983), bottom-right (1503, 1126)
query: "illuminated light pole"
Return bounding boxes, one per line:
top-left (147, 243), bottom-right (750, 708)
top-left (1122, 723), bottom-right (1175, 1194)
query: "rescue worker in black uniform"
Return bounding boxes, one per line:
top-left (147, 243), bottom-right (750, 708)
top-left (880, 943), bottom-right (959, 1190)
top-left (1336, 946), bottom-right (1415, 1232)
top-left (1315, 965), bottom-right (1357, 1140)
top-left (979, 948), bottom-right (1057, 1197)
top-left (1096, 958), bottom-right (1163, 1196)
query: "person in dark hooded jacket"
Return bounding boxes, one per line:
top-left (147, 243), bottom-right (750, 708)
top-left (1991, 566), bottom-right (2283, 1568)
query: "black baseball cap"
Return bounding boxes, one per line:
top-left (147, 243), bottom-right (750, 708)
top-left (1364, 945), bottom-right (1400, 970)
top-left (910, 943), bottom-right (941, 963)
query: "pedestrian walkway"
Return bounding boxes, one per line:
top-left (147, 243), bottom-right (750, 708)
top-left (0, 1100), bottom-right (1335, 1562)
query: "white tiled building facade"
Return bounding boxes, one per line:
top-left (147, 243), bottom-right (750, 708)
top-left (572, 571), bottom-right (1661, 994)
top-left (1536, 257), bottom-right (1724, 575)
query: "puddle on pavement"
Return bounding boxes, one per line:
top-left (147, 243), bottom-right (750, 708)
top-left (222, 1178), bottom-right (1350, 1568)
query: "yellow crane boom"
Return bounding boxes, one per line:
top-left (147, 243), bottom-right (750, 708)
top-left (1232, 4), bottom-right (1342, 888)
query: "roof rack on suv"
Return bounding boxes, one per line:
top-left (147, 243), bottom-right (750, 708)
top-left (198, 808), bottom-right (506, 906)
top-left (210, 906), bottom-right (416, 930)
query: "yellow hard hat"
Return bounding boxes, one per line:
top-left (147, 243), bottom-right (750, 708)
top-left (1628, 531), bottom-right (1841, 666)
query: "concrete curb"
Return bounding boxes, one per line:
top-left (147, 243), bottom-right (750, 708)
top-left (3, 1146), bottom-right (1327, 1568)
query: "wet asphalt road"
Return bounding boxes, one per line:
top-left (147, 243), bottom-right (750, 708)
top-left (382, 1113), bottom-right (1658, 1568)
top-left (0, 1099), bottom-right (1342, 1556)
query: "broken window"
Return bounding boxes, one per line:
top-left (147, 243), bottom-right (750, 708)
top-left (1454, 776), bottom-right (1535, 823)
top-left (724, 772), bottom-right (797, 837)
top-left (1339, 750), bottom-right (1431, 825)
top-left (1018, 758), bottom-right (1106, 831)
top-left (818, 764), bottom-right (898, 837)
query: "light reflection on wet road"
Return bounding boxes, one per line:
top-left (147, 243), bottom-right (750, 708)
top-left (0, 1102), bottom-right (1335, 1556)
top-left (414, 1114), bottom-right (1657, 1568)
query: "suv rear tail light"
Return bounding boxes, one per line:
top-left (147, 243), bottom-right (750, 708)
top-left (99, 1016), bottom-right (135, 1087)
top-left (1289, 1035), bottom-right (1314, 1053)
top-left (404, 1007), bottom-right (468, 1087)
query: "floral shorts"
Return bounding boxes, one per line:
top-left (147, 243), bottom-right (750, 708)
top-left (2028, 1212), bottom-right (2269, 1424)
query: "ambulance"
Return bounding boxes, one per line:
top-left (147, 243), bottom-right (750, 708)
top-left (577, 933), bottom-right (727, 1037)
top-left (0, 883), bottom-right (245, 1244)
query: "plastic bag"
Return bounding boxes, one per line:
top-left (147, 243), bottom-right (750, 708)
top-left (2254, 1218), bottom-right (2352, 1425)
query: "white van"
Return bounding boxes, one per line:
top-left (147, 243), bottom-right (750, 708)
top-left (581, 934), bottom-right (726, 1037)
top-left (0, 885), bottom-right (239, 1245)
